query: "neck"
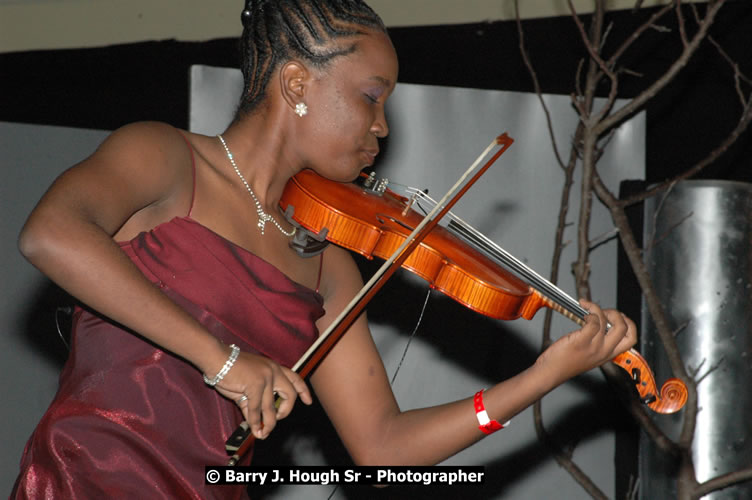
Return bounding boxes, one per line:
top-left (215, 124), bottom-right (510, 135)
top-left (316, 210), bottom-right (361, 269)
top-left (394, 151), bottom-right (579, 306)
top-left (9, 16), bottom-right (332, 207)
top-left (218, 115), bottom-right (301, 212)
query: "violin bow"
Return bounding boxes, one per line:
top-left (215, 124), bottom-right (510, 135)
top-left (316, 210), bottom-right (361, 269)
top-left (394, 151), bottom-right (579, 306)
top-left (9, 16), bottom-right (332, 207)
top-left (225, 133), bottom-right (515, 465)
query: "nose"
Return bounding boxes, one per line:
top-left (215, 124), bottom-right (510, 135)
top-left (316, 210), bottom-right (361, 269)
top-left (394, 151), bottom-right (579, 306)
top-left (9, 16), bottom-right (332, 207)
top-left (370, 106), bottom-right (389, 138)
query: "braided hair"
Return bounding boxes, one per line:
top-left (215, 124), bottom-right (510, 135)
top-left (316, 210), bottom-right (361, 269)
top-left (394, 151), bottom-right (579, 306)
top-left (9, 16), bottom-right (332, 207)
top-left (237, 0), bottom-right (386, 117)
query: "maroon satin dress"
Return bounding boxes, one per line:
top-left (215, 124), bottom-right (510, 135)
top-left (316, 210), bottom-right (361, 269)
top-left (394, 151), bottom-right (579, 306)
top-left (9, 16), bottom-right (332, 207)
top-left (12, 216), bottom-right (325, 499)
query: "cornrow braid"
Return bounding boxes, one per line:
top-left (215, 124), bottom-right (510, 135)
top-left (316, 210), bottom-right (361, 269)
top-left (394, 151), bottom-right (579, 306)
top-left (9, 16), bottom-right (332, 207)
top-left (237, 0), bottom-right (386, 116)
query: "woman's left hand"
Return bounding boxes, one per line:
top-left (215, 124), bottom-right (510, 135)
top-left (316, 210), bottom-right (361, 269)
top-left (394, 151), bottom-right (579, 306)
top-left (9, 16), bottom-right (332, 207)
top-left (534, 299), bottom-right (637, 386)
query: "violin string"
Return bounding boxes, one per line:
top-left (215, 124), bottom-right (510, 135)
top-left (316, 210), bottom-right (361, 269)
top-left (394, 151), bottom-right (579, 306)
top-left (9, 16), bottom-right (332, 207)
top-left (400, 187), bottom-right (587, 320)
top-left (449, 222), bottom-right (585, 317)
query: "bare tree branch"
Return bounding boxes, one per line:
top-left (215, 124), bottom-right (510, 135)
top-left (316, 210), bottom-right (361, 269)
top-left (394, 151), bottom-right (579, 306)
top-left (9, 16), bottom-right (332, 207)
top-left (533, 402), bottom-right (609, 500)
top-left (694, 466), bottom-right (752, 498)
top-left (618, 94), bottom-right (752, 207)
top-left (595, 0), bottom-right (727, 135)
top-left (515, 0), bottom-right (567, 169)
top-left (675, 0), bottom-right (690, 48)
top-left (516, 4), bottom-right (606, 494)
top-left (517, 1), bottom-right (750, 497)
top-left (646, 210), bottom-right (694, 254)
top-left (610, 3), bottom-right (675, 65)
top-left (568, 0), bottom-right (619, 126)
top-left (693, 356), bottom-right (725, 385)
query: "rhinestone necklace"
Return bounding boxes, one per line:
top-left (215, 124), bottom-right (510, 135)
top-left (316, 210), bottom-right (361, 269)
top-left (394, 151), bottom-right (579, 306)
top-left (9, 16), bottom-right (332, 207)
top-left (217, 134), bottom-right (296, 237)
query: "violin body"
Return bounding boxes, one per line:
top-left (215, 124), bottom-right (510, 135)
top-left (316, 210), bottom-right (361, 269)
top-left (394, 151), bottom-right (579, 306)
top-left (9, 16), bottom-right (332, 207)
top-left (281, 169), bottom-right (551, 321)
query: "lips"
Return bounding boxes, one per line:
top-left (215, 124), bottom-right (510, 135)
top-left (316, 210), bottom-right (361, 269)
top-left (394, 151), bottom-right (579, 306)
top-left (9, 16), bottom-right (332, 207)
top-left (362, 149), bottom-right (379, 166)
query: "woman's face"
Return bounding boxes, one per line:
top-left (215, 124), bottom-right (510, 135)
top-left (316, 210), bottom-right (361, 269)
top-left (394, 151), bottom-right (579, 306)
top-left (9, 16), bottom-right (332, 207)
top-left (297, 30), bottom-right (399, 181)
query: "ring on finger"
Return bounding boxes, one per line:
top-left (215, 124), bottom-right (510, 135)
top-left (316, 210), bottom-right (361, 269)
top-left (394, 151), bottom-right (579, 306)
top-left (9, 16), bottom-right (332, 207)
top-left (237, 394), bottom-right (248, 404)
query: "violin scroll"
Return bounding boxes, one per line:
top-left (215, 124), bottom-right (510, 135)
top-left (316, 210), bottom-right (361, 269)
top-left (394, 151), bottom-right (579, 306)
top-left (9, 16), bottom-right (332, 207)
top-left (612, 349), bottom-right (688, 414)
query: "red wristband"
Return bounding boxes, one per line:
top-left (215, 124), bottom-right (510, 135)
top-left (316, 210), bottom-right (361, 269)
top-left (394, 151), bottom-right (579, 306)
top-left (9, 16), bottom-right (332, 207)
top-left (473, 390), bottom-right (509, 435)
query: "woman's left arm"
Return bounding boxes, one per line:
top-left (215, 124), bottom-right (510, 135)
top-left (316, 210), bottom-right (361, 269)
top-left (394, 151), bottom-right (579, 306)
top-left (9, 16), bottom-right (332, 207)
top-left (309, 245), bottom-right (636, 466)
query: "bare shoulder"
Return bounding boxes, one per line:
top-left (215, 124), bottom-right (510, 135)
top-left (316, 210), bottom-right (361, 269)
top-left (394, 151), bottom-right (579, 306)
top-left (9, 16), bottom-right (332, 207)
top-left (98, 122), bottom-right (196, 234)
top-left (43, 122), bottom-right (197, 238)
top-left (92, 121), bottom-right (191, 179)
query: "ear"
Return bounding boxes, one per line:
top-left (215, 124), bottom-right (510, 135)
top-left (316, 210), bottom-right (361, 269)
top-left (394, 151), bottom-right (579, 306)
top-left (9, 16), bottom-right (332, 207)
top-left (279, 61), bottom-right (309, 112)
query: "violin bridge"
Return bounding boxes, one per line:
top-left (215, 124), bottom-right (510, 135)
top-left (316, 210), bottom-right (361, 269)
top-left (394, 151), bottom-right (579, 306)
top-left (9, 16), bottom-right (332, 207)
top-left (402, 192), bottom-right (420, 216)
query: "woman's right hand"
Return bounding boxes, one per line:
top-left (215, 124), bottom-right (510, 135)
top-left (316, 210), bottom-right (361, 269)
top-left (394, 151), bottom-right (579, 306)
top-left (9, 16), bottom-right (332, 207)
top-left (214, 350), bottom-right (312, 439)
top-left (17, 122), bottom-right (310, 441)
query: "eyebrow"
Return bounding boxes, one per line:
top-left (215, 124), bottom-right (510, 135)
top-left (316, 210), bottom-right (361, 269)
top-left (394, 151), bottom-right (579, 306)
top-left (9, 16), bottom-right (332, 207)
top-left (369, 76), bottom-right (393, 87)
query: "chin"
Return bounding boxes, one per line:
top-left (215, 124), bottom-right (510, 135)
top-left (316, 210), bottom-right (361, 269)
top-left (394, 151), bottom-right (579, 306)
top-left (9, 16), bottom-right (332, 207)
top-left (309, 156), bottom-right (367, 183)
top-left (310, 167), bottom-right (362, 184)
top-left (349, 168), bottom-right (367, 182)
top-left (335, 161), bottom-right (368, 182)
top-left (333, 172), bottom-right (362, 184)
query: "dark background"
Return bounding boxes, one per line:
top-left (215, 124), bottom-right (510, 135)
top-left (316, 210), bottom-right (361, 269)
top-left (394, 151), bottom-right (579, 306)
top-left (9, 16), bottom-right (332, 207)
top-left (3, 3), bottom-right (751, 185)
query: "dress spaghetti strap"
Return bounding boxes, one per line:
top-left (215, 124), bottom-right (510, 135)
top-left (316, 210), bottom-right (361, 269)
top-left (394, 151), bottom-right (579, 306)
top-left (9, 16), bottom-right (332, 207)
top-left (176, 130), bottom-right (197, 217)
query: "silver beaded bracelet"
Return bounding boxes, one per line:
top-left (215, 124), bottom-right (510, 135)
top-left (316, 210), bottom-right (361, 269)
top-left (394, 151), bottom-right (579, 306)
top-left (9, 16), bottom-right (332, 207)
top-left (203, 344), bottom-right (240, 387)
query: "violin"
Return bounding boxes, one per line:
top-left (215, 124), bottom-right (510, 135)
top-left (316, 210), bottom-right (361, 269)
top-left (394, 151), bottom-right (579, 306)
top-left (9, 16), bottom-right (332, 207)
top-left (224, 134), bottom-right (686, 465)
top-left (278, 171), bottom-right (687, 415)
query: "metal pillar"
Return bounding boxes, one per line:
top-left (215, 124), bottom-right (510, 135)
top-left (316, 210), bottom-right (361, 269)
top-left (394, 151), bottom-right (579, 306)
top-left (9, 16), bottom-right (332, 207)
top-left (640, 180), bottom-right (752, 499)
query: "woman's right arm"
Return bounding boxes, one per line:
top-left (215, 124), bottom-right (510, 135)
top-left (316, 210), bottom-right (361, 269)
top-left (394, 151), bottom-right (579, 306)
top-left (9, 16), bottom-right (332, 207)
top-left (18, 122), bottom-right (309, 438)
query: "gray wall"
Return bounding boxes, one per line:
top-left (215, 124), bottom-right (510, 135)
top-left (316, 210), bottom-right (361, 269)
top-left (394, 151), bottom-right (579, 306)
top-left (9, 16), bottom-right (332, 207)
top-left (1, 122), bottom-right (109, 492)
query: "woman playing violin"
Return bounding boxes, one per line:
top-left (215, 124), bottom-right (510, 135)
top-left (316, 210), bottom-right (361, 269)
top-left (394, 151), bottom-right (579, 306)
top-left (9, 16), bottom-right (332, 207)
top-left (12, 0), bottom-right (636, 498)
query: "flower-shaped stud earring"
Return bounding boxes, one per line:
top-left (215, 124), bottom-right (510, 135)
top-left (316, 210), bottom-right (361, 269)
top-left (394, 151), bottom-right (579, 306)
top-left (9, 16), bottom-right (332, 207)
top-left (295, 102), bottom-right (308, 117)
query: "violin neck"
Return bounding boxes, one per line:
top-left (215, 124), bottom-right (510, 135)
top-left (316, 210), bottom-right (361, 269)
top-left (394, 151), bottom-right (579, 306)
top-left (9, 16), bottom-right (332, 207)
top-left (446, 220), bottom-right (589, 324)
